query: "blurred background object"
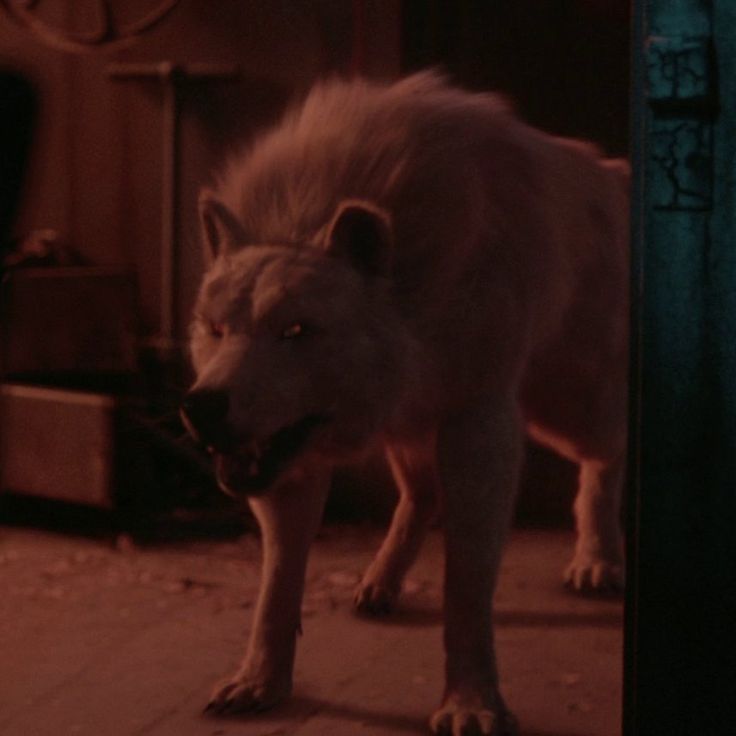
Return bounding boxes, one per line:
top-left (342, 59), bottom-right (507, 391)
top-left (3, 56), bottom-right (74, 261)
top-left (0, 0), bottom-right (629, 532)
top-left (0, 65), bottom-right (37, 261)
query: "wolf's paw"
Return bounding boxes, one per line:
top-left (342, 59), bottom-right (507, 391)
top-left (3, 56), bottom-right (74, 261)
top-left (429, 694), bottom-right (518, 736)
top-left (564, 555), bottom-right (624, 594)
top-left (353, 580), bottom-right (398, 616)
top-left (204, 672), bottom-right (290, 716)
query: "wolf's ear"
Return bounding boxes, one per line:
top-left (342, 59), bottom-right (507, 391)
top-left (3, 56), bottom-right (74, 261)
top-left (325, 200), bottom-right (393, 276)
top-left (198, 190), bottom-right (249, 264)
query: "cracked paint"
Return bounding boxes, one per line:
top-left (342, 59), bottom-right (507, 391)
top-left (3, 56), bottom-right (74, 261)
top-left (647, 36), bottom-right (710, 101)
top-left (650, 119), bottom-right (712, 210)
top-left (646, 34), bottom-right (713, 211)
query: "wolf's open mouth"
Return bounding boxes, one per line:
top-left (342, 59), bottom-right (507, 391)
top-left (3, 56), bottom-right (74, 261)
top-left (213, 414), bottom-right (328, 494)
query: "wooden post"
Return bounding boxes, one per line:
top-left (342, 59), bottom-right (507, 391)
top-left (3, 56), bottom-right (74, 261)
top-left (107, 62), bottom-right (238, 358)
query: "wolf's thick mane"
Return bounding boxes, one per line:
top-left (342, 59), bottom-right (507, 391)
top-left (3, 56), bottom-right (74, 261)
top-left (211, 71), bottom-right (514, 247)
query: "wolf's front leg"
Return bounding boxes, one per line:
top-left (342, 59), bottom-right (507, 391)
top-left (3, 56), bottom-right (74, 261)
top-left (431, 399), bottom-right (523, 736)
top-left (205, 468), bottom-right (330, 715)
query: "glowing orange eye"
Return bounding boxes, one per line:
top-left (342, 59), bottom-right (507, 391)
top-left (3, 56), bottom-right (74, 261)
top-left (281, 323), bottom-right (303, 340)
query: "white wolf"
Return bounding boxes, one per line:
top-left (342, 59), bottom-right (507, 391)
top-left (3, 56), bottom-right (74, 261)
top-left (182, 72), bottom-right (629, 736)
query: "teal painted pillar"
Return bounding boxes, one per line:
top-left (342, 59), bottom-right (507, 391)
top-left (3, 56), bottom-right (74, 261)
top-left (712, 5), bottom-right (736, 490)
top-left (626, 1), bottom-right (736, 733)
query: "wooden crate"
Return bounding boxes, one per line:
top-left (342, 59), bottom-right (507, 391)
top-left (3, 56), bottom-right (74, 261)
top-left (0, 383), bottom-right (119, 506)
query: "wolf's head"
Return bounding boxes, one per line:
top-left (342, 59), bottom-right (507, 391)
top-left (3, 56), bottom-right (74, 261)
top-left (182, 194), bottom-right (419, 496)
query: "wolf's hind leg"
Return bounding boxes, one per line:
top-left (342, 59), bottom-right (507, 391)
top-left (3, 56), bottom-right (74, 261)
top-left (354, 440), bottom-right (439, 615)
top-left (564, 456), bottom-right (625, 592)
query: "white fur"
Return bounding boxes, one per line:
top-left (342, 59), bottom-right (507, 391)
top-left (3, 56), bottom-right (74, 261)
top-left (188, 72), bottom-right (629, 736)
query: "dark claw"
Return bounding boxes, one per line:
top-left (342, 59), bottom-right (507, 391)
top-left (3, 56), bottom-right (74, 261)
top-left (354, 584), bottom-right (398, 617)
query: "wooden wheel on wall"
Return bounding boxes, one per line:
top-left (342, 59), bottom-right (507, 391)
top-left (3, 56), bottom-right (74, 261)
top-left (0, 0), bottom-right (180, 53)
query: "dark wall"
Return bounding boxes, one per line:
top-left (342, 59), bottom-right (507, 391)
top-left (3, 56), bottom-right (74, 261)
top-left (403, 0), bottom-right (630, 156)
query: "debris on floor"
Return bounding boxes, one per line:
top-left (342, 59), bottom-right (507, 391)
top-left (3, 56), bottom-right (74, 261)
top-left (0, 525), bottom-right (621, 736)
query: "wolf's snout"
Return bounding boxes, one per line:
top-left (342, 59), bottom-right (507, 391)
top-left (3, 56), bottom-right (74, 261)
top-left (180, 389), bottom-right (232, 450)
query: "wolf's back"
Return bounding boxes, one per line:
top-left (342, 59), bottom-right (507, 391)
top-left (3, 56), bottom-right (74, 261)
top-left (212, 72), bottom-right (515, 248)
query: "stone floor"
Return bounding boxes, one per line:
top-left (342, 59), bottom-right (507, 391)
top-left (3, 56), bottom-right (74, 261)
top-left (0, 522), bottom-right (622, 736)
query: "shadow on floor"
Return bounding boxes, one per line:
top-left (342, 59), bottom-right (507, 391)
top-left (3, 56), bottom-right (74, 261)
top-left (353, 604), bottom-right (622, 630)
top-left (207, 694), bottom-right (427, 733)
top-left (207, 694), bottom-right (588, 736)
top-left (494, 609), bottom-right (622, 629)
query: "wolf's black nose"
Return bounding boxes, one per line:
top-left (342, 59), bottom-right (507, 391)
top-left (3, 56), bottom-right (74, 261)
top-left (180, 389), bottom-right (231, 448)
